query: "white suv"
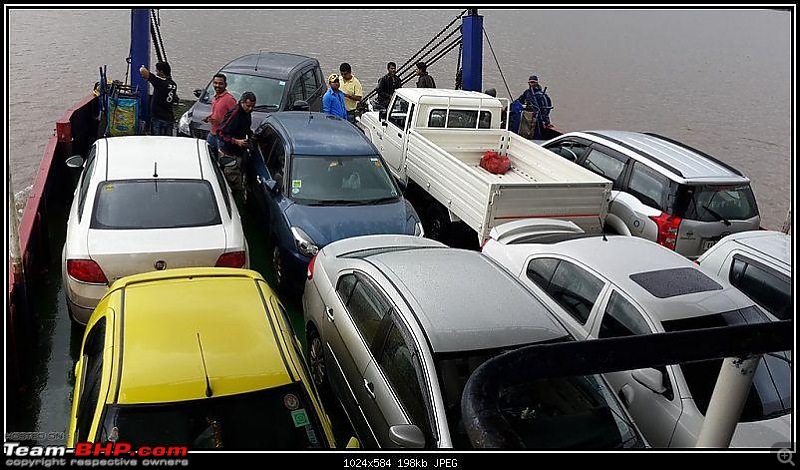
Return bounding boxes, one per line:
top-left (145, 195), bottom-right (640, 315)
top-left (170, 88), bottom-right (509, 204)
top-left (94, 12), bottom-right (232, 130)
top-left (542, 131), bottom-right (761, 259)
top-left (696, 230), bottom-right (790, 321)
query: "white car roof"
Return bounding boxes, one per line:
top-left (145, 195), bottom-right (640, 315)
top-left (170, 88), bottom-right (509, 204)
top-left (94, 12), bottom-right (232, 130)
top-left (721, 230), bottom-right (791, 268)
top-left (102, 136), bottom-right (204, 180)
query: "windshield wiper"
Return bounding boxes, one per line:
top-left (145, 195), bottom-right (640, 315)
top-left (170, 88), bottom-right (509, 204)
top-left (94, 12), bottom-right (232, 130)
top-left (365, 196), bottom-right (399, 205)
top-left (701, 204), bottom-right (732, 226)
top-left (306, 199), bottom-right (363, 206)
top-left (253, 104), bottom-right (279, 111)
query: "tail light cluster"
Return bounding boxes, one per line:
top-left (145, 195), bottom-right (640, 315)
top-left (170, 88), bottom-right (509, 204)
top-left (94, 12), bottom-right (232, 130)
top-left (649, 213), bottom-right (682, 251)
top-left (307, 254), bottom-right (318, 280)
top-left (67, 259), bottom-right (108, 284)
top-left (215, 251), bottom-right (247, 268)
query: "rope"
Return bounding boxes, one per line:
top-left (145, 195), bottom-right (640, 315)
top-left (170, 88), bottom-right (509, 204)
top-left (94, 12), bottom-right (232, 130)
top-left (150, 9), bottom-right (168, 63)
top-left (399, 36), bottom-right (462, 88)
top-left (454, 29), bottom-right (463, 90)
top-left (394, 9), bottom-right (466, 77)
top-left (483, 27), bottom-right (513, 99)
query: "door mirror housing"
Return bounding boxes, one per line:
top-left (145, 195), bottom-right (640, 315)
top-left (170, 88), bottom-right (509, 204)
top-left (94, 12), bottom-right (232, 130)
top-left (66, 155), bottom-right (85, 168)
top-left (291, 100), bottom-right (310, 111)
top-left (219, 155), bottom-right (237, 168)
top-left (193, 88), bottom-right (203, 98)
top-left (396, 178), bottom-right (408, 193)
top-left (388, 424), bottom-right (425, 448)
top-left (631, 368), bottom-right (667, 394)
top-left (378, 109), bottom-right (388, 122)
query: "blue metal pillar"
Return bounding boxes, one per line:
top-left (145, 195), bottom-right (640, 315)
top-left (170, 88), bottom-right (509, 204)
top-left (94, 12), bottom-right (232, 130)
top-left (130, 9), bottom-right (151, 128)
top-left (461, 9), bottom-right (483, 92)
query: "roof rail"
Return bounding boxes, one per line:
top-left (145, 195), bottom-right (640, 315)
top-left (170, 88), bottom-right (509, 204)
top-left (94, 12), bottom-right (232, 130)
top-left (643, 132), bottom-right (744, 177)
top-left (585, 131), bottom-right (684, 178)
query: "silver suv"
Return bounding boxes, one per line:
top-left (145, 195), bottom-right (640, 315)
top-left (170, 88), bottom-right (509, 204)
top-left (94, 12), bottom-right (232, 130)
top-left (542, 131), bottom-right (760, 258)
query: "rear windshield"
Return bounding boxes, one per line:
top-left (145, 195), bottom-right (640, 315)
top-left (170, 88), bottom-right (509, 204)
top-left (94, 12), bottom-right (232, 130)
top-left (662, 306), bottom-right (791, 422)
top-left (98, 383), bottom-right (326, 449)
top-left (675, 184), bottom-right (759, 222)
top-left (92, 180), bottom-right (221, 229)
top-left (288, 155), bottom-right (399, 205)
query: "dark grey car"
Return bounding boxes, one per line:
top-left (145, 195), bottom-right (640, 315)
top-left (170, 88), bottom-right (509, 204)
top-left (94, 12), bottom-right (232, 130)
top-left (178, 52), bottom-right (326, 139)
top-left (302, 234), bottom-right (646, 449)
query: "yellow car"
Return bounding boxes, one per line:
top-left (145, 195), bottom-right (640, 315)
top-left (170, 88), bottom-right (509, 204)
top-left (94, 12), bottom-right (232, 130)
top-left (66, 267), bottom-right (344, 449)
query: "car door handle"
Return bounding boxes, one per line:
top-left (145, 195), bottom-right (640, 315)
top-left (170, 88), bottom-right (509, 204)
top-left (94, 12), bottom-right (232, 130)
top-left (255, 175), bottom-right (263, 185)
top-left (364, 379), bottom-right (376, 399)
top-left (397, 132), bottom-right (402, 138)
top-left (325, 306), bottom-right (334, 322)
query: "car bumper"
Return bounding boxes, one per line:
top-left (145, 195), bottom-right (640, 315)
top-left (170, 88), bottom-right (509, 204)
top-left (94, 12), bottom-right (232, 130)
top-left (282, 246), bottom-right (313, 295)
top-left (62, 272), bottom-right (107, 324)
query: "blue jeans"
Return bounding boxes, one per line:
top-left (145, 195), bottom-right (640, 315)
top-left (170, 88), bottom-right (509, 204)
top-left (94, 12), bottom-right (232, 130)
top-left (151, 118), bottom-right (174, 136)
top-left (207, 133), bottom-right (220, 159)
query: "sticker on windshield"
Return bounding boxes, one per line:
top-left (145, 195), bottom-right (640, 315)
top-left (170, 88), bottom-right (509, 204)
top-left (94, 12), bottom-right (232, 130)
top-left (104, 184), bottom-right (115, 192)
top-left (329, 161), bottom-right (339, 168)
top-left (292, 180), bottom-right (302, 188)
top-left (306, 426), bottom-right (319, 445)
top-left (291, 409), bottom-right (310, 428)
top-left (284, 394), bottom-right (300, 410)
top-left (292, 188), bottom-right (300, 195)
top-left (279, 81), bottom-right (286, 86)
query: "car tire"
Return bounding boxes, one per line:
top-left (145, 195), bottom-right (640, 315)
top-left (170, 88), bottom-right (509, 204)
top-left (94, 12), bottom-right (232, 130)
top-left (272, 243), bottom-right (285, 292)
top-left (425, 204), bottom-right (450, 243)
top-left (307, 326), bottom-right (332, 400)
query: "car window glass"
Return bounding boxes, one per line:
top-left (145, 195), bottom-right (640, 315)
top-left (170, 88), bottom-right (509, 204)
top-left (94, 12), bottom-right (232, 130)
top-left (547, 260), bottom-right (604, 324)
top-left (76, 317), bottom-right (107, 441)
top-left (598, 291), bottom-right (651, 338)
top-left (267, 139), bottom-right (286, 178)
top-left (314, 67), bottom-right (324, 90)
top-left (78, 146), bottom-right (98, 221)
top-left (379, 322), bottom-right (433, 444)
top-left (729, 257), bottom-right (791, 320)
top-left (627, 162), bottom-right (668, 211)
top-left (428, 109), bottom-right (492, 129)
top-left (388, 97), bottom-right (409, 129)
top-left (526, 258), bottom-right (561, 290)
top-left (210, 158), bottom-right (232, 217)
top-left (336, 274), bottom-right (358, 304)
top-left (680, 184), bottom-right (759, 222)
top-left (583, 148), bottom-right (627, 186)
top-left (302, 70), bottom-right (317, 99)
top-left (290, 80), bottom-right (304, 108)
top-left (201, 72), bottom-right (284, 110)
top-left (546, 140), bottom-right (590, 162)
top-left (346, 276), bottom-right (391, 347)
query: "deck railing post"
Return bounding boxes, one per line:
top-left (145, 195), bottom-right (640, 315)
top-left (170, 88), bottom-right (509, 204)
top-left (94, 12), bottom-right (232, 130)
top-left (461, 9), bottom-right (483, 92)
top-left (130, 9), bottom-right (151, 131)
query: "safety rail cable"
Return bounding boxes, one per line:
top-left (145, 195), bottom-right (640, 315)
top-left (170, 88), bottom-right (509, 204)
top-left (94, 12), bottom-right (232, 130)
top-left (483, 26), bottom-right (513, 99)
top-left (399, 36), bottom-right (463, 88)
top-left (150, 8), bottom-right (168, 64)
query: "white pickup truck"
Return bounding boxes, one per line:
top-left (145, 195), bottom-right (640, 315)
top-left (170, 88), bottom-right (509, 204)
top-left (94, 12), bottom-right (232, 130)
top-left (357, 89), bottom-right (612, 244)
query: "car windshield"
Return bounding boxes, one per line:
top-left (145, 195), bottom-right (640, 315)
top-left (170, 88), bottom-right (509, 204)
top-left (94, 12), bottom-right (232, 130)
top-left (91, 180), bottom-right (221, 229)
top-left (98, 384), bottom-right (327, 449)
top-left (435, 346), bottom-right (644, 449)
top-left (201, 72), bottom-right (284, 111)
top-left (677, 184), bottom-right (759, 222)
top-left (288, 155), bottom-right (399, 205)
top-left (661, 306), bottom-right (791, 421)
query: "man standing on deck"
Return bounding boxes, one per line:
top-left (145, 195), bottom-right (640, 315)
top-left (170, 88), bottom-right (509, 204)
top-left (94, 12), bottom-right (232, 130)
top-left (516, 74), bottom-right (554, 138)
top-left (203, 73), bottom-right (237, 159)
top-left (415, 61), bottom-right (436, 88)
top-left (339, 63), bottom-right (363, 124)
top-left (376, 61), bottom-right (402, 111)
top-left (217, 91), bottom-right (256, 199)
top-left (139, 62), bottom-right (177, 136)
top-left (323, 74), bottom-right (348, 120)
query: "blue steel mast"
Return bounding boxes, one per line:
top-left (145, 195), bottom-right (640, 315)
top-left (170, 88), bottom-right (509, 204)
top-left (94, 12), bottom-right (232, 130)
top-left (130, 9), bottom-right (151, 128)
top-left (461, 9), bottom-right (484, 92)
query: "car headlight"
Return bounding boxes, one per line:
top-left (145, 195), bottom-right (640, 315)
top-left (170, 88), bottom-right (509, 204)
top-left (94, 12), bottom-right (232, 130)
top-left (414, 221), bottom-right (425, 237)
top-left (291, 227), bottom-right (319, 257)
top-left (178, 111), bottom-right (192, 136)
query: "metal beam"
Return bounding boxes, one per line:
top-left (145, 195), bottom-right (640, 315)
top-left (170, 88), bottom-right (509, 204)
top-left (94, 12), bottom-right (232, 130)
top-left (461, 10), bottom-right (483, 92)
top-left (130, 9), bottom-right (150, 128)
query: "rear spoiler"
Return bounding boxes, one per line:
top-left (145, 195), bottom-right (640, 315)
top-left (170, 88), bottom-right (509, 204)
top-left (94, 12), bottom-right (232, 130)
top-left (487, 219), bottom-right (585, 245)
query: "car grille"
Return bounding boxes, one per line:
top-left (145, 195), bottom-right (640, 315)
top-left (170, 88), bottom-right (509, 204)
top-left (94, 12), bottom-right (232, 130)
top-left (192, 128), bottom-right (209, 140)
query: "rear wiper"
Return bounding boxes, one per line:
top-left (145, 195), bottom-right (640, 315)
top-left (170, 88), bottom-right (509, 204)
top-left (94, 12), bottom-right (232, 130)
top-left (701, 204), bottom-right (731, 226)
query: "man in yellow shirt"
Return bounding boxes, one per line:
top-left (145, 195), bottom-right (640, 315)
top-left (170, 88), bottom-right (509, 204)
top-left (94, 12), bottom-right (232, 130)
top-left (339, 62), bottom-right (363, 124)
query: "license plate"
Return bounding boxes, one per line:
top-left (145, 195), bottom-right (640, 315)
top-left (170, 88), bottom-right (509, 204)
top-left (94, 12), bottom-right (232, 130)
top-left (702, 239), bottom-right (718, 251)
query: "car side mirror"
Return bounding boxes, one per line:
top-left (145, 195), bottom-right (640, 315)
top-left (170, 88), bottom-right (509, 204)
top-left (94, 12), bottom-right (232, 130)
top-left (379, 109), bottom-right (388, 122)
top-left (345, 437), bottom-right (360, 449)
top-left (265, 178), bottom-right (278, 193)
top-left (291, 100), bottom-right (310, 111)
top-left (396, 178), bottom-right (408, 193)
top-left (631, 368), bottom-right (667, 394)
top-left (219, 155), bottom-right (237, 168)
top-left (193, 88), bottom-right (203, 98)
top-left (65, 155), bottom-right (85, 168)
top-left (388, 424), bottom-right (425, 448)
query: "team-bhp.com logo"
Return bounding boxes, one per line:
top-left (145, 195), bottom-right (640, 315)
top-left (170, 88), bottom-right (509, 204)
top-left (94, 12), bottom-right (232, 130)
top-left (5, 442), bottom-right (188, 467)
top-left (73, 443), bottom-right (187, 458)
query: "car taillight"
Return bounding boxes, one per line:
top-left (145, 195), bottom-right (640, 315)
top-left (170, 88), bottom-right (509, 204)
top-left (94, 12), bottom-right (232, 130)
top-left (67, 259), bottom-right (108, 284)
top-left (307, 254), bottom-right (317, 280)
top-left (480, 238), bottom-right (490, 250)
top-left (649, 213), bottom-right (682, 251)
top-left (215, 251), bottom-right (246, 268)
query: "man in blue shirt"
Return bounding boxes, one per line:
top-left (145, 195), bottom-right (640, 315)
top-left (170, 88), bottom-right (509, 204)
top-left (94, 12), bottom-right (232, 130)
top-left (322, 73), bottom-right (348, 120)
top-left (516, 74), bottom-right (554, 139)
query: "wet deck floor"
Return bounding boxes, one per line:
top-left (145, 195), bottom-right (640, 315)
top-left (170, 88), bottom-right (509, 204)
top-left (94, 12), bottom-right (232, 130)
top-left (12, 190), bottom-right (356, 447)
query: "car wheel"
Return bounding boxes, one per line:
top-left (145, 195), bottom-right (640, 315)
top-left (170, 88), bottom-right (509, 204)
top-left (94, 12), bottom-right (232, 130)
top-left (272, 244), bottom-right (285, 290)
top-left (425, 204), bottom-right (449, 242)
top-left (307, 327), bottom-right (332, 399)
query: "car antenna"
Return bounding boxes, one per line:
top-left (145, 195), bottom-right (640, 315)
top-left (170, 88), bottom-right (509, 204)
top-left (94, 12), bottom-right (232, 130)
top-left (153, 161), bottom-right (158, 178)
top-left (197, 333), bottom-right (213, 398)
top-left (255, 50), bottom-right (263, 72)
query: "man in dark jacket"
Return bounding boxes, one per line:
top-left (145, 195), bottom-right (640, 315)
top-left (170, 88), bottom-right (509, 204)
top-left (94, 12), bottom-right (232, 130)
top-left (376, 61), bottom-right (402, 110)
top-left (516, 75), bottom-right (554, 138)
top-left (139, 61), bottom-right (178, 135)
top-left (415, 61), bottom-right (436, 88)
top-left (217, 91), bottom-right (256, 198)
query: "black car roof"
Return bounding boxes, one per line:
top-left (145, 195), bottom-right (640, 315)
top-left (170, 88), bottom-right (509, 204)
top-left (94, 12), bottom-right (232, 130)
top-left (222, 52), bottom-right (317, 80)
top-left (260, 112), bottom-right (378, 156)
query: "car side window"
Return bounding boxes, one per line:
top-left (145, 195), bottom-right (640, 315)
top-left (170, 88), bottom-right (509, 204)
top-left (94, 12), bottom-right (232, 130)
top-left (526, 257), bottom-right (561, 290)
top-left (729, 257), bottom-right (791, 320)
top-left (302, 69), bottom-right (317, 99)
top-left (344, 274), bottom-right (392, 348)
top-left (546, 140), bottom-right (590, 163)
top-left (598, 291), bottom-right (651, 338)
top-left (388, 96), bottom-right (409, 129)
top-left (75, 317), bottom-right (107, 442)
top-left (290, 79), bottom-right (304, 108)
top-left (582, 148), bottom-right (627, 187)
top-left (547, 260), bottom-right (605, 324)
top-left (378, 320), bottom-right (433, 444)
top-left (314, 67), bottom-right (325, 90)
top-left (78, 145), bottom-right (98, 221)
top-left (627, 162), bottom-right (669, 211)
top-left (267, 138), bottom-right (287, 179)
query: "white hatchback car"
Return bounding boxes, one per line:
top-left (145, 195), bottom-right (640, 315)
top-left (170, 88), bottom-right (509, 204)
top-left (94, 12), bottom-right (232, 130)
top-left (696, 230), bottom-right (791, 322)
top-left (482, 220), bottom-right (790, 448)
top-left (62, 136), bottom-right (248, 324)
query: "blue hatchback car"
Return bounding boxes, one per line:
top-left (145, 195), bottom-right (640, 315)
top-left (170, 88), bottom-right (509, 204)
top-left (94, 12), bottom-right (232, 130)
top-left (249, 112), bottom-right (424, 294)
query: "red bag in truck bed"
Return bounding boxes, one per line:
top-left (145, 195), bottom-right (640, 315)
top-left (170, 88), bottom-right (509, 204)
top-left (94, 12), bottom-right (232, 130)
top-left (480, 150), bottom-right (511, 175)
